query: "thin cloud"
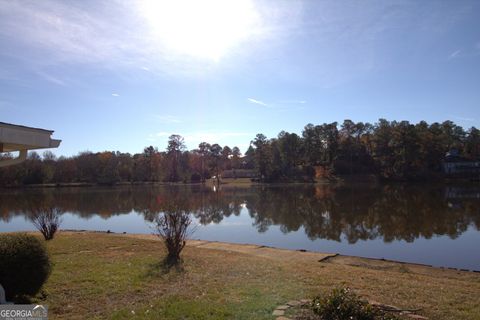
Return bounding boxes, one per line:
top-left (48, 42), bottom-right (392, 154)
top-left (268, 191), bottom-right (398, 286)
top-left (153, 115), bottom-right (182, 124)
top-left (111, 93), bottom-right (120, 97)
top-left (447, 44), bottom-right (480, 60)
top-left (448, 49), bottom-right (461, 60)
top-left (147, 131), bottom-right (170, 142)
top-left (278, 99), bottom-right (307, 104)
top-left (36, 71), bottom-right (67, 86)
top-left (247, 98), bottom-right (268, 107)
top-left (247, 98), bottom-right (307, 110)
top-left (452, 115), bottom-right (475, 122)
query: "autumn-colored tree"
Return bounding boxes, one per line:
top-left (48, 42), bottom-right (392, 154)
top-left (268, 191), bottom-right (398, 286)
top-left (166, 135), bottom-right (186, 182)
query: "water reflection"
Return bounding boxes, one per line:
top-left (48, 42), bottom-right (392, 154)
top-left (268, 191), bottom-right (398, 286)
top-left (1, 184), bottom-right (479, 244)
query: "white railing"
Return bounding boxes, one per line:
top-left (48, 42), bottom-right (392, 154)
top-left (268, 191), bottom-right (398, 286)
top-left (0, 284), bottom-right (12, 304)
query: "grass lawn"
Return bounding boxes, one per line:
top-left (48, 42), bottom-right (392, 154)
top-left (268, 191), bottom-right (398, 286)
top-left (29, 232), bottom-right (480, 319)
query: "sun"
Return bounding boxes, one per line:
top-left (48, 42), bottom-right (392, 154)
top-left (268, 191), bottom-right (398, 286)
top-left (138, 0), bottom-right (260, 61)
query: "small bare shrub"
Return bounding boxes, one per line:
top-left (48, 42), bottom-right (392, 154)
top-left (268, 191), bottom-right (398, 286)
top-left (31, 207), bottom-right (63, 240)
top-left (153, 210), bottom-right (195, 266)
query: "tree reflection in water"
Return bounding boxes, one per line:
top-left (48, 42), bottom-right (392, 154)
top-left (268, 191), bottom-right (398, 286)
top-left (1, 184), bottom-right (479, 244)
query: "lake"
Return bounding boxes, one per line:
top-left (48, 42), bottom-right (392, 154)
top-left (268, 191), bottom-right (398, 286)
top-left (1, 183), bottom-right (480, 271)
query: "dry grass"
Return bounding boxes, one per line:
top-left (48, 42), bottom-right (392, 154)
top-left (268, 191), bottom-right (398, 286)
top-left (31, 232), bottom-right (480, 319)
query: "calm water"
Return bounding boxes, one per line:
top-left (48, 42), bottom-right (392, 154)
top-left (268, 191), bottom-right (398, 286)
top-left (1, 183), bottom-right (480, 270)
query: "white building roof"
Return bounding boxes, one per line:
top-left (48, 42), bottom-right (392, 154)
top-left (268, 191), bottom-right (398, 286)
top-left (0, 122), bottom-right (61, 167)
top-left (0, 122), bottom-right (61, 152)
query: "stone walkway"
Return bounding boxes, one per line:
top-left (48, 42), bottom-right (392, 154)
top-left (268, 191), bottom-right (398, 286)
top-left (187, 240), bottom-right (336, 262)
top-left (121, 233), bottom-right (336, 262)
top-left (271, 299), bottom-right (311, 319)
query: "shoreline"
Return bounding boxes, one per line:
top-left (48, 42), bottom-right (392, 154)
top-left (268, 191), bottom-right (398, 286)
top-left (58, 229), bottom-right (480, 273)
top-left (1, 176), bottom-right (478, 189)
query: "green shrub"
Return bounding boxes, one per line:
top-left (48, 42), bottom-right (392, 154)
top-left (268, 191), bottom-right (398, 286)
top-left (311, 288), bottom-right (399, 320)
top-left (0, 233), bottom-right (51, 302)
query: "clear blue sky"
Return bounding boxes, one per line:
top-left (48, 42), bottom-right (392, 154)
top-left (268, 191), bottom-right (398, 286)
top-left (1, 0), bottom-right (479, 156)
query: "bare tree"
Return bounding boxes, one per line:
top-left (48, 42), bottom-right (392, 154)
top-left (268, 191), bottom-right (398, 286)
top-left (31, 207), bottom-right (63, 240)
top-left (153, 210), bottom-right (195, 266)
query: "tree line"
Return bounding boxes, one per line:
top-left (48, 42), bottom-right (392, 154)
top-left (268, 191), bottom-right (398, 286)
top-left (249, 119), bottom-right (479, 181)
top-left (0, 119), bottom-right (479, 186)
top-left (0, 134), bottom-right (243, 186)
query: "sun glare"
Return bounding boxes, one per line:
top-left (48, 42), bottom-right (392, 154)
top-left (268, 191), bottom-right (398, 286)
top-left (139, 0), bottom-right (261, 61)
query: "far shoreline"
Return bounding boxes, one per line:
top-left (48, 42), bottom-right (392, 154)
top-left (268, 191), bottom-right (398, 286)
top-left (1, 174), bottom-right (478, 189)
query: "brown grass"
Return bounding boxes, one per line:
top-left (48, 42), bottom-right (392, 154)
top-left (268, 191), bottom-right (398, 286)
top-left (30, 231), bottom-right (480, 319)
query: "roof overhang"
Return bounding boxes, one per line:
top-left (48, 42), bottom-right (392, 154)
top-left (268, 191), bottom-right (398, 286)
top-left (0, 122), bottom-right (61, 152)
top-left (0, 122), bottom-right (61, 167)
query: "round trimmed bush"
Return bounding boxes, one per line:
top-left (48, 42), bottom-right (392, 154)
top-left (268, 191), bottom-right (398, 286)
top-left (0, 233), bottom-right (51, 302)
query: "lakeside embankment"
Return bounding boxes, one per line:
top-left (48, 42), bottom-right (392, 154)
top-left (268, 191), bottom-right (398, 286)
top-left (16, 231), bottom-right (480, 319)
top-left (71, 230), bottom-right (480, 272)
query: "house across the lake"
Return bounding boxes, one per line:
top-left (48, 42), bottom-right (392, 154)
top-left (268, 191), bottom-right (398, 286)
top-left (443, 149), bottom-right (480, 176)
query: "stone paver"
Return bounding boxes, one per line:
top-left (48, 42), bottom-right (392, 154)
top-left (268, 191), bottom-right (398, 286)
top-left (276, 305), bottom-right (289, 310)
top-left (286, 300), bottom-right (301, 306)
top-left (407, 315), bottom-right (428, 320)
top-left (272, 309), bottom-right (285, 316)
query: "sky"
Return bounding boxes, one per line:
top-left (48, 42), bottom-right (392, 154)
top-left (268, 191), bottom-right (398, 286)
top-left (1, 0), bottom-right (480, 156)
